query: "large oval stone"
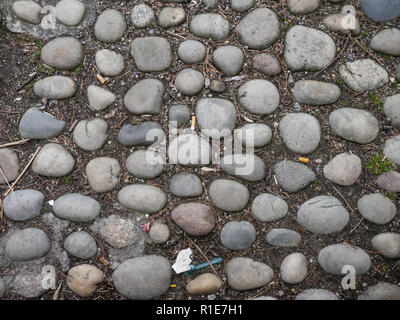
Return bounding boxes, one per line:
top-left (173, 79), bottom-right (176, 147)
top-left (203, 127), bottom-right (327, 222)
top-left (118, 184), bottom-right (167, 214)
top-left (318, 244), bottom-right (371, 275)
top-left (189, 13), bottom-right (230, 40)
top-left (41, 37), bottom-right (84, 70)
top-left (220, 154), bottom-right (266, 182)
top-left (236, 8), bottom-right (280, 49)
top-left (227, 257), bottom-right (274, 291)
top-left (171, 202), bottom-right (216, 236)
top-left (4, 189), bottom-right (44, 221)
top-left (329, 108), bottom-right (379, 144)
top-left (34, 76), bottom-right (76, 99)
top-left (130, 37), bottom-right (172, 72)
top-left (19, 107), bottom-right (65, 140)
top-left (294, 80), bottom-right (341, 105)
top-left (284, 25), bottom-right (336, 71)
top-left (94, 9), bottom-right (126, 43)
top-left (209, 179), bottom-right (249, 212)
top-left (6, 228), bottom-right (51, 261)
top-left (251, 193), bottom-right (288, 222)
top-left (238, 79), bottom-right (280, 115)
top-left (195, 98), bottom-right (236, 138)
top-left (279, 113), bottom-right (321, 154)
top-left (357, 193), bottom-right (397, 224)
top-left (297, 196), bottom-right (349, 234)
top-left (112, 255), bottom-right (171, 299)
top-left (124, 79), bottom-right (164, 115)
top-left (220, 221), bottom-right (256, 251)
top-left (32, 143), bottom-right (75, 177)
top-left (168, 133), bottom-right (211, 166)
top-left (53, 193), bottom-right (100, 222)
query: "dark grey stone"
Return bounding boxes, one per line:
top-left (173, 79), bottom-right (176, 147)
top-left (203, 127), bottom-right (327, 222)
top-left (3, 189), bottom-right (44, 221)
top-left (220, 221), bottom-right (256, 251)
top-left (19, 107), bottom-right (65, 139)
top-left (118, 122), bottom-right (164, 147)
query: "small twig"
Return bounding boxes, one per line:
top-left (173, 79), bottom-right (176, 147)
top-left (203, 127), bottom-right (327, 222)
top-left (185, 236), bottom-right (224, 284)
top-left (3, 146), bottom-right (41, 197)
top-left (154, 25), bottom-right (186, 39)
top-left (16, 72), bottom-right (37, 92)
top-left (349, 217), bottom-right (364, 234)
top-left (0, 139), bottom-right (31, 149)
top-left (53, 281), bottom-right (63, 300)
top-left (331, 184), bottom-right (354, 213)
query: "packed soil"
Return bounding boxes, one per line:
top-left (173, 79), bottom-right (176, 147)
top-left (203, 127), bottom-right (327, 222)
top-left (0, 0), bottom-right (399, 300)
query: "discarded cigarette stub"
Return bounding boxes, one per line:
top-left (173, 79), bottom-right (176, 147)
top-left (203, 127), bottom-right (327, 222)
top-left (298, 157), bottom-right (310, 164)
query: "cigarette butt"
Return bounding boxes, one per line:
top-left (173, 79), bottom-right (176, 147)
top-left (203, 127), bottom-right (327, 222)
top-left (170, 284), bottom-right (176, 288)
top-left (298, 157), bottom-right (309, 164)
top-left (191, 116), bottom-right (196, 130)
top-left (96, 73), bottom-right (105, 84)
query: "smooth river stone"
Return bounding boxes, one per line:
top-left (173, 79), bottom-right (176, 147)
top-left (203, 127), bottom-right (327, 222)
top-left (6, 228), bottom-right (51, 261)
top-left (323, 152), bottom-right (362, 186)
top-left (358, 282), bottom-right (400, 300)
top-left (189, 13), bottom-right (230, 40)
top-left (73, 119), bottom-right (108, 151)
top-left (220, 154), bottom-right (266, 182)
top-left (297, 195), bottom-right (349, 234)
top-left (279, 113), bottom-right (321, 154)
top-left (118, 184), bottom-right (167, 214)
top-left (131, 4), bottom-right (155, 28)
top-left (384, 135), bottom-right (400, 165)
top-left (266, 228), bottom-right (301, 247)
top-left (235, 123), bottom-right (273, 147)
top-left (3, 189), bottom-right (44, 221)
top-left (237, 79), bottom-right (280, 115)
top-left (209, 179), bottom-right (249, 212)
top-left (124, 79), bottom-right (164, 115)
top-left (318, 244), bottom-right (371, 275)
top-left (113, 255), bottom-right (171, 300)
top-left (236, 8), bottom-right (280, 49)
top-left (177, 40), bottom-right (207, 64)
top-left (357, 193), bottom-right (397, 224)
top-left (19, 107), bottom-right (65, 140)
top-left (370, 28), bottom-right (400, 56)
top-left (280, 253), bottom-right (308, 284)
top-left (329, 108), bottom-right (379, 144)
top-left (87, 85), bottom-right (116, 111)
top-left (34, 76), bottom-right (77, 99)
top-left (359, 0), bottom-right (400, 22)
top-left (323, 13), bottom-right (361, 36)
top-left (95, 49), bottom-right (125, 77)
top-left (0, 148), bottom-right (19, 184)
top-left (227, 257), bottom-right (274, 291)
top-left (94, 9), bottom-right (126, 43)
top-left (212, 46), bottom-right (244, 76)
top-left (296, 289), bottom-right (338, 300)
top-left (32, 143), bottom-right (75, 177)
top-left (64, 231), bottom-right (97, 259)
top-left (195, 98), bottom-right (236, 138)
top-left (377, 171), bottom-right (400, 192)
top-left (130, 37), bottom-right (172, 72)
top-left (118, 122), bottom-right (164, 147)
top-left (274, 160), bottom-right (316, 193)
top-left (384, 94), bottom-right (400, 125)
top-left (171, 202), bottom-right (216, 236)
top-left (220, 221), bottom-right (256, 250)
top-left (158, 7), bottom-right (186, 28)
top-left (126, 150), bottom-right (164, 179)
top-left (284, 25), bottom-right (336, 71)
top-left (371, 233), bottom-right (400, 259)
top-left (251, 193), bottom-right (288, 222)
top-left (174, 68), bottom-right (204, 96)
top-left (186, 273), bottom-right (222, 295)
top-left (168, 133), bottom-right (211, 166)
top-left (86, 157), bottom-right (120, 193)
top-left (55, 0), bottom-right (86, 26)
top-left (66, 264), bottom-right (104, 297)
top-left (287, 0), bottom-right (320, 14)
top-left (53, 193), bottom-right (100, 222)
top-left (41, 37), bottom-right (84, 70)
top-left (170, 173), bottom-right (203, 197)
top-left (12, 1), bottom-right (42, 24)
top-left (294, 80), bottom-right (341, 105)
